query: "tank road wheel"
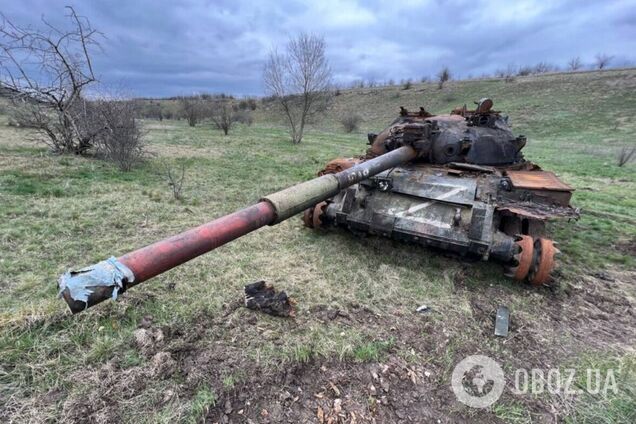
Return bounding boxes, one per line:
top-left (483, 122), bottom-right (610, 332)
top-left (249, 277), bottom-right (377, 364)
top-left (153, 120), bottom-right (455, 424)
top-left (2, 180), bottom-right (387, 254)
top-left (507, 235), bottom-right (560, 285)
top-left (302, 206), bottom-right (315, 228)
top-left (529, 238), bottom-right (559, 286)
top-left (312, 201), bottom-right (327, 229)
top-left (512, 235), bottom-right (534, 282)
top-left (302, 202), bottom-right (328, 229)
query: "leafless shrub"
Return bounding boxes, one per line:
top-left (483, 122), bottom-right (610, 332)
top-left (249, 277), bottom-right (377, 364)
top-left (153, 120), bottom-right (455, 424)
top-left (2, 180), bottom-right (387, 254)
top-left (568, 56), bottom-right (582, 71)
top-left (210, 101), bottom-right (239, 135)
top-left (533, 62), bottom-right (553, 74)
top-left (237, 98), bottom-right (258, 111)
top-left (0, 7), bottom-right (104, 154)
top-left (437, 67), bottom-right (451, 89)
top-left (517, 66), bottom-right (533, 76)
top-left (351, 80), bottom-right (365, 89)
top-left (595, 53), bottom-right (613, 70)
top-left (420, 76), bottom-right (429, 83)
top-left (234, 110), bottom-right (253, 126)
top-left (617, 146), bottom-right (635, 167)
top-left (94, 100), bottom-right (146, 171)
top-left (263, 33), bottom-right (332, 144)
top-left (179, 96), bottom-right (204, 127)
top-left (496, 64), bottom-right (516, 82)
top-left (340, 113), bottom-right (362, 133)
top-left (402, 79), bottom-right (412, 90)
top-left (162, 162), bottom-right (186, 200)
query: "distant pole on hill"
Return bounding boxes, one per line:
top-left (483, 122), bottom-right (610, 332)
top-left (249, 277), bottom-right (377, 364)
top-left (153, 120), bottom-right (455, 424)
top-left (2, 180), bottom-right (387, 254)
top-left (263, 33), bottom-right (332, 144)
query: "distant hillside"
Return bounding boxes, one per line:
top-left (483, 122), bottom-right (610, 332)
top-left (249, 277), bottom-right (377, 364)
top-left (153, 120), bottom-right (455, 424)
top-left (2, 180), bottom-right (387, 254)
top-left (258, 69), bottom-right (636, 134)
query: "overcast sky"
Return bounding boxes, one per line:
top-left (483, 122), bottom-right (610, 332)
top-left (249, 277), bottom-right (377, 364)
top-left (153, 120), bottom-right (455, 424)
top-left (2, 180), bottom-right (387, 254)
top-left (2, 0), bottom-right (635, 97)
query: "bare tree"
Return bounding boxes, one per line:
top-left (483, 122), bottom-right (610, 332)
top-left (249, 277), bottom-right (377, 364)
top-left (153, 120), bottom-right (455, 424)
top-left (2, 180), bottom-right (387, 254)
top-left (595, 53), bottom-right (613, 70)
top-left (210, 101), bottom-right (238, 135)
top-left (0, 7), bottom-right (103, 154)
top-left (179, 96), bottom-right (204, 127)
top-left (568, 56), bottom-right (582, 71)
top-left (437, 66), bottom-right (451, 89)
top-left (263, 33), bottom-right (332, 144)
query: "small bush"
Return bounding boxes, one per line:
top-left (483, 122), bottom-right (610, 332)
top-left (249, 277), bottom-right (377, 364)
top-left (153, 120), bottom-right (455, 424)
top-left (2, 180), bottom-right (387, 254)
top-left (95, 101), bottom-right (146, 171)
top-left (402, 79), bottom-right (412, 90)
top-left (443, 93), bottom-right (457, 103)
top-left (340, 113), bottom-right (362, 133)
top-left (533, 62), bottom-right (553, 74)
top-left (234, 110), bottom-right (253, 126)
top-left (617, 146), bottom-right (635, 167)
top-left (161, 162), bottom-right (186, 201)
top-left (517, 66), bottom-right (533, 76)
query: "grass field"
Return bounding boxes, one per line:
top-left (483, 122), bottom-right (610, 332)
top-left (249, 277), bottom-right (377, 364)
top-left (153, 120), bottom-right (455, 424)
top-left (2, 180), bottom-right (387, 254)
top-left (0, 69), bottom-right (635, 423)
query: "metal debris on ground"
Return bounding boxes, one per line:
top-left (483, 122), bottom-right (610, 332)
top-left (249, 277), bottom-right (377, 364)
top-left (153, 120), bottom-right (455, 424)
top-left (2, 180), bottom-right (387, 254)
top-left (494, 305), bottom-right (510, 337)
top-left (244, 280), bottom-right (296, 317)
top-left (415, 305), bottom-right (430, 314)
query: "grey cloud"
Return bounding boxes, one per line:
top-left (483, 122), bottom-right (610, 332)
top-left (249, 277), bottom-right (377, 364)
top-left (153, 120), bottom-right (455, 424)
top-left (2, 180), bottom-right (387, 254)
top-left (1, 0), bottom-right (634, 97)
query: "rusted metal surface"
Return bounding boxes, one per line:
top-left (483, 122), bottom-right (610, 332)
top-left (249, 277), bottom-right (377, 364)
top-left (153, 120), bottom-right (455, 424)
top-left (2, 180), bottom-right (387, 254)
top-left (304, 201), bottom-right (327, 229)
top-left (513, 235), bottom-right (534, 281)
top-left (302, 206), bottom-right (314, 228)
top-left (506, 170), bottom-right (573, 191)
top-left (530, 238), bottom-right (558, 285)
top-left (312, 202), bottom-right (327, 229)
top-left (318, 158), bottom-right (359, 176)
top-left (119, 202), bottom-right (276, 283)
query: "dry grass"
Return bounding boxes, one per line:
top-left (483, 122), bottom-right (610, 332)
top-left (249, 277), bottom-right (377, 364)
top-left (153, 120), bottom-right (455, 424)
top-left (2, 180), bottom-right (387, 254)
top-left (0, 70), bottom-right (635, 422)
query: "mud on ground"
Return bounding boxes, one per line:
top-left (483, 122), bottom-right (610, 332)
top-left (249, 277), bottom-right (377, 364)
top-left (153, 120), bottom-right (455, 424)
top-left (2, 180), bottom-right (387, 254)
top-left (53, 267), bottom-right (635, 424)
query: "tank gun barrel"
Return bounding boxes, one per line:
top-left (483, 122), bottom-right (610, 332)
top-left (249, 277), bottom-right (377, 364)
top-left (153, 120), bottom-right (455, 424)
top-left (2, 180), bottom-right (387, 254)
top-left (59, 146), bottom-right (417, 313)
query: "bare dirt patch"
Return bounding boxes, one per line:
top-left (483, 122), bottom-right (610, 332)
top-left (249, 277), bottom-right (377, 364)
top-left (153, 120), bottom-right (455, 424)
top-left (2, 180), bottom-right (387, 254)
top-left (48, 268), bottom-right (635, 423)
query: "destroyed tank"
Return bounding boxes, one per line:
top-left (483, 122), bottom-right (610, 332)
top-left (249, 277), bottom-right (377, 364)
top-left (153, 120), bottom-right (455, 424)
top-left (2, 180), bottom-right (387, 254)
top-left (58, 98), bottom-right (578, 314)
top-left (302, 99), bottom-right (578, 285)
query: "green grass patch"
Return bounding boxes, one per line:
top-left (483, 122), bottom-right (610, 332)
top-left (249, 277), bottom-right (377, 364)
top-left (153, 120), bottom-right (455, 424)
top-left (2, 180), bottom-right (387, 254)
top-left (353, 338), bottom-right (395, 362)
